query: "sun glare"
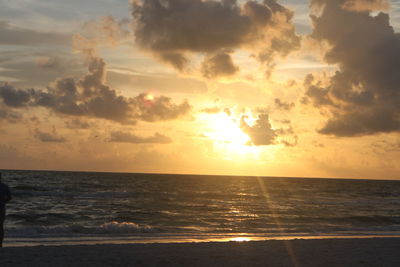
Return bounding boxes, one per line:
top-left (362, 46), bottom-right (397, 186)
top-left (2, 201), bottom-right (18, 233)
top-left (144, 93), bottom-right (154, 101)
top-left (230, 237), bottom-right (252, 242)
top-left (206, 113), bottom-right (250, 145)
top-left (199, 112), bottom-right (262, 157)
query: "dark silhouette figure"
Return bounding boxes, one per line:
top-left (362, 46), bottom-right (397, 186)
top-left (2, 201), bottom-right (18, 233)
top-left (0, 173), bottom-right (11, 247)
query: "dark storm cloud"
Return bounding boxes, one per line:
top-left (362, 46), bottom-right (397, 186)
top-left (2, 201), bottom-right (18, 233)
top-left (240, 113), bottom-right (277, 146)
top-left (239, 110), bottom-right (297, 146)
top-left (158, 52), bottom-right (189, 72)
top-left (303, 0), bottom-right (400, 136)
top-left (33, 129), bottom-right (66, 143)
top-left (0, 56), bottom-right (191, 124)
top-left (131, 93), bottom-right (191, 122)
top-left (303, 78), bottom-right (334, 107)
top-left (0, 84), bottom-right (33, 107)
top-left (201, 51), bottom-right (239, 78)
top-left (0, 21), bottom-right (70, 46)
top-left (319, 108), bottom-right (400, 137)
top-left (131, 0), bottom-right (300, 77)
top-left (107, 131), bottom-right (172, 144)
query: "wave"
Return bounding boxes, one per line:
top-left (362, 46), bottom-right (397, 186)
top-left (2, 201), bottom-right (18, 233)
top-left (13, 185), bottom-right (55, 191)
top-left (6, 221), bottom-right (156, 237)
top-left (281, 215), bottom-right (400, 225)
top-left (13, 189), bottom-right (133, 198)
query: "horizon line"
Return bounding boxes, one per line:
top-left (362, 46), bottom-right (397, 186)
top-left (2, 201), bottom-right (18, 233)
top-left (1, 168), bottom-right (399, 181)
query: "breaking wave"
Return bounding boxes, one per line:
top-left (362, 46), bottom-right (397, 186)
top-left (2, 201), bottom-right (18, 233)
top-left (6, 221), bottom-right (156, 237)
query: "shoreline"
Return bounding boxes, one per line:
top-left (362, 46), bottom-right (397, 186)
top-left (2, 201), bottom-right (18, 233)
top-left (1, 237), bottom-right (400, 266)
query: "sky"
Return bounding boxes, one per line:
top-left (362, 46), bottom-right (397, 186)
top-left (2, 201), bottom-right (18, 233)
top-left (1, 0), bottom-right (400, 179)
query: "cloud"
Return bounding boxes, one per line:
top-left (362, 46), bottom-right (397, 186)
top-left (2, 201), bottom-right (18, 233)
top-left (81, 16), bottom-right (131, 48)
top-left (0, 21), bottom-right (192, 125)
top-left (132, 0), bottom-right (300, 77)
top-left (65, 119), bottom-right (91, 129)
top-left (274, 98), bottom-right (294, 110)
top-left (107, 70), bottom-right (207, 94)
top-left (0, 107), bottom-right (22, 123)
top-left (72, 33), bottom-right (99, 59)
top-left (302, 74), bottom-right (334, 107)
top-left (68, 17), bottom-right (131, 65)
top-left (0, 56), bottom-right (191, 124)
top-left (0, 51), bottom-right (85, 88)
top-left (201, 51), bottom-right (239, 78)
top-left (340, 0), bottom-right (389, 12)
top-left (240, 113), bottom-right (277, 146)
top-left (131, 93), bottom-right (191, 122)
top-left (200, 107), bottom-right (221, 114)
top-left (0, 84), bottom-right (33, 107)
top-left (371, 139), bottom-right (400, 153)
top-left (319, 108), bottom-right (400, 137)
top-left (0, 20), bottom-right (70, 46)
top-left (303, 0), bottom-right (400, 136)
top-left (34, 128), bottom-right (66, 143)
top-left (107, 131), bottom-right (172, 144)
top-left (238, 109), bottom-right (298, 146)
top-left (37, 56), bottom-right (65, 70)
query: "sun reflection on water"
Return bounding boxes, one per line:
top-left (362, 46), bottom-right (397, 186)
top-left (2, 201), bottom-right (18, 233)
top-left (229, 237), bottom-right (252, 242)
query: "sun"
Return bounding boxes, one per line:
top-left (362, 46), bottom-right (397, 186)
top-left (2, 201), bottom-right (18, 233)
top-left (198, 112), bottom-right (263, 158)
top-left (203, 113), bottom-right (250, 145)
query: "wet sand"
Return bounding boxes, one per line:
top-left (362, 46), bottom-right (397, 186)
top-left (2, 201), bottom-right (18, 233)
top-left (1, 237), bottom-right (399, 266)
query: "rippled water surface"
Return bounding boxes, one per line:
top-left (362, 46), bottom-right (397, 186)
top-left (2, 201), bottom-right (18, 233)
top-left (2, 170), bottom-right (400, 239)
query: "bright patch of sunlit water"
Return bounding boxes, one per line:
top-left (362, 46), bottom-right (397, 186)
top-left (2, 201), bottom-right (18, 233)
top-left (2, 170), bottom-right (400, 245)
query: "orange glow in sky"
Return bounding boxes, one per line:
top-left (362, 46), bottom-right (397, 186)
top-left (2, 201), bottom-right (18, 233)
top-left (0, 0), bottom-right (400, 179)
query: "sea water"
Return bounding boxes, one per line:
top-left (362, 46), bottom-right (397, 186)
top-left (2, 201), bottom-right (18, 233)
top-left (2, 170), bottom-right (400, 246)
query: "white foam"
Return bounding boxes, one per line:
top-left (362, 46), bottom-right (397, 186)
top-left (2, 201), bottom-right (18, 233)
top-left (6, 221), bottom-right (155, 237)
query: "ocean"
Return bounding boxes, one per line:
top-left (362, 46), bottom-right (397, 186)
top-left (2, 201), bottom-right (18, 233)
top-left (1, 170), bottom-right (400, 246)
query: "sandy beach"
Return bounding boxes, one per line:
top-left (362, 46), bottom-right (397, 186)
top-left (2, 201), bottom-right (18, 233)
top-left (1, 237), bottom-right (399, 267)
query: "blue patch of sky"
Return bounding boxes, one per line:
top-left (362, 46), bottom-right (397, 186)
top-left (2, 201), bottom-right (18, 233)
top-left (0, 0), bottom-right (130, 32)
